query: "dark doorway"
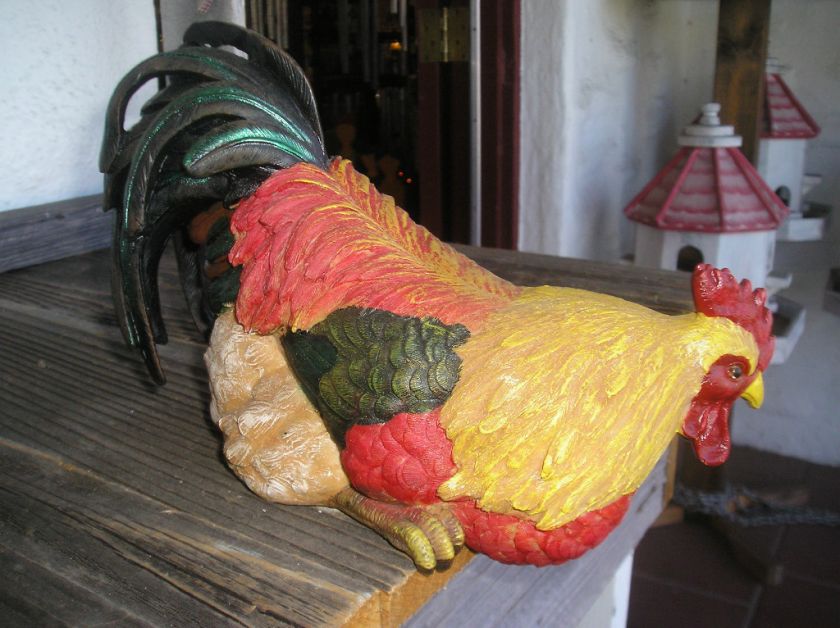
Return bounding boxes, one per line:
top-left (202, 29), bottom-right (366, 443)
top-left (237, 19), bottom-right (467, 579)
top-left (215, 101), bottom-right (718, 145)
top-left (247, 0), bottom-right (519, 247)
top-left (677, 245), bottom-right (704, 273)
top-left (775, 185), bottom-right (791, 207)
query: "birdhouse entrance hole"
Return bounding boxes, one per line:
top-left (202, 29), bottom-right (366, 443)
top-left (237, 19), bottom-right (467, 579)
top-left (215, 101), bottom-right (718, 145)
top-left (775, 186), bottom-right (792, 207)
top-left (677, 245), bottom-right (704, 273)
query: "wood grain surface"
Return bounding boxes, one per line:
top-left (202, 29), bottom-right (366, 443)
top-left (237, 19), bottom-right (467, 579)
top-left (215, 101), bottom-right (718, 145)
top-left (0, 246), bottom-right (690, 626)
top-left (0, 195), bottom-right (110, 274)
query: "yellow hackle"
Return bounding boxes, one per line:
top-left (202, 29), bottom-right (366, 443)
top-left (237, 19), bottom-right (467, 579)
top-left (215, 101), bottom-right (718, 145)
top-left (437, 286), bottom-right (759, 530)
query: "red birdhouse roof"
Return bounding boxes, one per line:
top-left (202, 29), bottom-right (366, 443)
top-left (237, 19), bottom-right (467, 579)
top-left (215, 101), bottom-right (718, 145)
top-left (763, 72), bottom-right (820, 139)
top-left (624, 104), bottom-right (789, 233)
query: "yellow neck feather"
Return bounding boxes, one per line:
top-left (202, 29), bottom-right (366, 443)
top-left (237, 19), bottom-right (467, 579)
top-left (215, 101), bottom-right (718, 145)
top-left (438, 286), bottom-right (758, 529)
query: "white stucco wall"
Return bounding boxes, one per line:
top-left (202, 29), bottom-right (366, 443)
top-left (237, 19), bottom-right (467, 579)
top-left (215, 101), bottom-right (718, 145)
top-left (732, 266), bottom-right (840, 466)
top-left (519, 0), bottom-right (719, 261)
top-left (766, 1), bottom-right (840, 251)
top-left (731, 0), bottom-right (840, 466)
top-left (159, 0), bottom-right (246, 51)
top-left (0, 1), bottom-right (158, 213)
top-left (519, 1), bottom-right (840, 465)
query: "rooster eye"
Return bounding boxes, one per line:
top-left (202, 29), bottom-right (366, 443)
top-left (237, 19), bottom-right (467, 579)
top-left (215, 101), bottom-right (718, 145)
top-left (727, 364), bottom-right (744, 380)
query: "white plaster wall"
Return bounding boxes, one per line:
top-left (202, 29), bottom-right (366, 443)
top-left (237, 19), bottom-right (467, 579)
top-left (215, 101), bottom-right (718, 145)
top-left (731, 266), bottom-right (840, 465)
top-left (160, 0), bottom-right (246, 51)
top-left (520, 1), bottom-right (840, 465)
top-left (519, 0), bottom-right (719, 261)
top-left (729, 1), bottom-right (840, 466)
top-left (767, 0), bottom-right (840, 238)
top-left (0, 1), bottom-right (158, 212)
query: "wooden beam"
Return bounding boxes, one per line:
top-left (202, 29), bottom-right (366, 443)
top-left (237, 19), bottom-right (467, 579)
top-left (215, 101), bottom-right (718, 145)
top-left (714, 0), bottom-right (772, 164)
top-left (479, 0), bottom-right (521, 250)
top-left (0, 195), bottom-right (110, 274)
top-left (1, 245), bottom-right (675, 626)
top-left (416, 1), bottom-right (472, 243)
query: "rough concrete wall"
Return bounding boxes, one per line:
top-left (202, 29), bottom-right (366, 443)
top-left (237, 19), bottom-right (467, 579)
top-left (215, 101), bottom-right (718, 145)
top-left (519, 0), bottom-right (719, 261)
top-left (0, 0), bottom-right (157, 212)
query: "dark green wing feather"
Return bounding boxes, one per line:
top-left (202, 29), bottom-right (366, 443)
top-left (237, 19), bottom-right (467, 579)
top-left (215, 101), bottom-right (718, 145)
top-left (282, 308), bottom-right (470, 446)
top-left (101, 21), bottom-right (327, 384)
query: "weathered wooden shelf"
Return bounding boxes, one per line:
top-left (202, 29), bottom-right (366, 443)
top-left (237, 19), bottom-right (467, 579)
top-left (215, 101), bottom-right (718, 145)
top-left (0, 245), bottom-right (690, 626)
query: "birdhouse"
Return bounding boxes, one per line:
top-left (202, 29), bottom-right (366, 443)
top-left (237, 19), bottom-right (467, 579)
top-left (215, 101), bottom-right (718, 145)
top-left (625, 103), bottom-right (789, 289)
top-left (757, 59), bottom-right (825, 240)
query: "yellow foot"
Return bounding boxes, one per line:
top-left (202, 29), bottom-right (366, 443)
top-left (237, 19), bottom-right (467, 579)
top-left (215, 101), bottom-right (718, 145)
top-left (331, 488), bottom-right (464, 570)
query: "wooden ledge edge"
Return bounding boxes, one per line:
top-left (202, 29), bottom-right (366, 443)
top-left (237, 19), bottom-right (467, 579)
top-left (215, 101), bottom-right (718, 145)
top-left (0, 195), bottom-right (110, 274)
top-left (347, 549), bottom-right (475, 627)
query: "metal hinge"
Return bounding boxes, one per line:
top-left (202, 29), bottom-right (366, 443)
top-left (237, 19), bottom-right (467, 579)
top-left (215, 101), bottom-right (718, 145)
top-left (417, 7), bottom-right (469, 63)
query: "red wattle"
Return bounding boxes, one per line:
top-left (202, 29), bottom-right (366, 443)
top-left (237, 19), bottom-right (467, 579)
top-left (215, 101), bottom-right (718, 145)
top-left (683, 401), bottom-right (732, 466)
top-left (452, 496), bottom-right (631, 566)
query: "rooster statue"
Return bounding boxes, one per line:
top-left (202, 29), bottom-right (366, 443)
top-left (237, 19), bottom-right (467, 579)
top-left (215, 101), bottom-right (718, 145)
top-left (102, 22), bottom-right (774, 569)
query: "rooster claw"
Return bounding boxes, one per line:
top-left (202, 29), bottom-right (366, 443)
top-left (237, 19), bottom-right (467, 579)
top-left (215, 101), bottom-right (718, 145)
top-left (331, 488), bottom-right (464, 570)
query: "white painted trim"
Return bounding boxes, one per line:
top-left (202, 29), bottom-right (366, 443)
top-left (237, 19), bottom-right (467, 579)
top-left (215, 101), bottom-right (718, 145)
top-left (611, 552), bottom-right (634, 628)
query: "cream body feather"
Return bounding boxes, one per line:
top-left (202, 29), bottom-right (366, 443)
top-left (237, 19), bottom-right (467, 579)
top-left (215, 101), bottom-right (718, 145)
top-left (205, 311), bottom-right (349, 504)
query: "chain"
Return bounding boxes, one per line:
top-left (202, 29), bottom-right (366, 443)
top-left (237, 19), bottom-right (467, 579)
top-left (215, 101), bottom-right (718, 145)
top-left (673, 483), bottom-right (840, 527)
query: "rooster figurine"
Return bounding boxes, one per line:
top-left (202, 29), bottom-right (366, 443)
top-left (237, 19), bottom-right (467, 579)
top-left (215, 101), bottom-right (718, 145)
top-left (102, 22), bottom-right (773, 569)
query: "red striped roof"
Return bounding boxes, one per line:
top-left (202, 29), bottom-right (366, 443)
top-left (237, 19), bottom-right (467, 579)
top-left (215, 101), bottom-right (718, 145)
top-left (624, 146), bottom-right (789, 233)
top-left (763, 73), bottom-right (820, 139)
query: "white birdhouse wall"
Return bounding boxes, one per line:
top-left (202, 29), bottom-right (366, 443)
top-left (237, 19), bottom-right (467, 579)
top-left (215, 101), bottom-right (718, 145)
top-left (634, 224), bottom-right (774, 288)
top-left (757, 139), bottom-right (808, 214)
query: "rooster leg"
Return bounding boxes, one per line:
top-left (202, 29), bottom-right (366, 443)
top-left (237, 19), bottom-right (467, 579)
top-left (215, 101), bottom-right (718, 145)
top-left (330, 487), bottom-right (464, 570)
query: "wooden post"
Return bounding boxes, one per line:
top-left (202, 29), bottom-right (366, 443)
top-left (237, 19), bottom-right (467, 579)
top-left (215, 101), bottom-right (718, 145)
top-left (479, 0), bottom-right (521, 250)
top-left (713, 0), bottom-right (772, 164)
top-left (416, 0), bottom-right (471, 242)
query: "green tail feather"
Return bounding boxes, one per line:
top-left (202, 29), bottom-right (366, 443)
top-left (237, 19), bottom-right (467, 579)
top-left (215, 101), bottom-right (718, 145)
top-left (101, 21), bottom-right (327, 384)
top-left (184, 121), bottom-right (319, 177)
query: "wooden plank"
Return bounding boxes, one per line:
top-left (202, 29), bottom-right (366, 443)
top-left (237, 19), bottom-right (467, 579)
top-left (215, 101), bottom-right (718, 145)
top-left (0, 248), bottom-right (476, 625)
top-left (0, 548), bottom-right (145, 627)
top-left (351, 550), bottom-right (475, 627)
top-left (406, 454), bottom-right (668, 627)
top-left (0, 195), bottom-right (110, 273)
top-left (714, 0), bottom-right (772, 164)
top-left (455, 244), bottom-right (695, 314)
top-left (0, 451), bottom-right (242, 626)
top-left (0, 316), bottom-right (413, 590)
top-left (0, 247), bottom-right (682, 625)
top-left (0, 441), bottom-right (357, 626)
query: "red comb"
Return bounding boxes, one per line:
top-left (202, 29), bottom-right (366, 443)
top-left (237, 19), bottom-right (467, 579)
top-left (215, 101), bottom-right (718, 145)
top-left (692, 264), bottom-right (775, 371)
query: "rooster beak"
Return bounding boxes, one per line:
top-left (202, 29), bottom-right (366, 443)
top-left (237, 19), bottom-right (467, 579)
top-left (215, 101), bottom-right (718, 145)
top-left (741, 373), bottom-right (764, 409)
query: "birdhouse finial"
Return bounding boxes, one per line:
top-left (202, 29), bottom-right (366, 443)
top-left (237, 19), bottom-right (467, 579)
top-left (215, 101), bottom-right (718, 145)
top-left (678, 102), bottom-right (742, 148)
top-left (699, 103), bottom-right (721, 126)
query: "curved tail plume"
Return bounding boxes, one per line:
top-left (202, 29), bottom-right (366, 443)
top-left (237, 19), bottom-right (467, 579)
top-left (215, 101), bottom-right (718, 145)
top-left (101, 21), bottom-right (327, 383)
